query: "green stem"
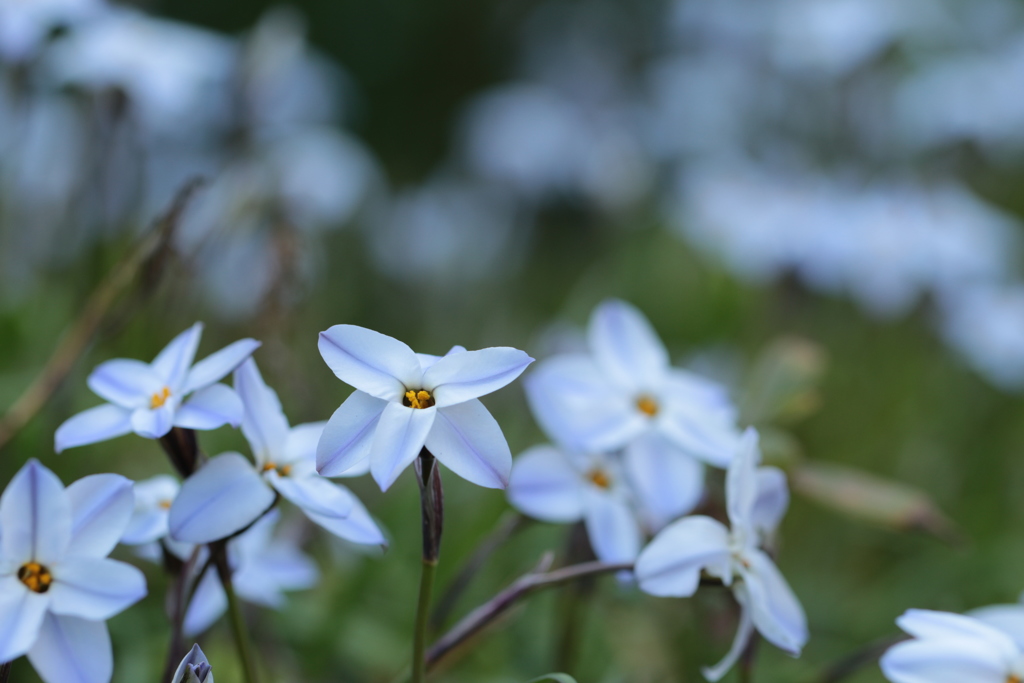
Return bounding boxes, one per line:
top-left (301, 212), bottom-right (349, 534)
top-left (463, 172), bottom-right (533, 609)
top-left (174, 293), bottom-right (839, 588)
top-left (412, 560), bottom-right (438, 683)
top-left (215, 549), bottom-right (258, 683)
top-left (1, 661), bottom-right (12, 683)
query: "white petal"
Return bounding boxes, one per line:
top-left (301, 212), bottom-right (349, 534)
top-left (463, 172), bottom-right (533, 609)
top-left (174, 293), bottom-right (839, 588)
top-left (725, 428), bottom-right (761, 532)
top-left (507, 445), bottom-right (587, 522)
top-left (234, 543), bottom-right (319, 605)
top-left (48, 557), bottom-right (146, 620)
top-left (880, 636), bottom-right (1010, 683)
top-left (27, 613), bottom-right (112, 683)
top-left (268, 474), bottom-right (353, 519)
top-left (739, 549), bottom-right (808, 655)
top-left (174, 384), bottom-right (243, 431)
top-left (152, 323), bottom-right (203, 391)
top-left (897, 609), bottom-right (1018, 658)
top-left (318, 325), bottom-right (422, 401)
top-left (701, 600), bottom-right (755, 682)
top-left (369, 403), bottom-right (435, 491)
top-left (168, 453), bottom-right (275, 544)
top-left (183, 338), bottom-right (261, 394)
top-left (625, 433), bottom-right (705, 531)
top-left (316, 391), bottom-right (386, 477)
top-left (583, 490), bottom-right (642, 564)
top-left (425, 400), bottom-right (512, 489)
top-left (235, 359), bottom-right (291, 463)
top-left (971, 604), bottom-right (1024, 651)
top-left (0, 576), bottom-right (49, 663)
top-left (172, 644), bottom-right (213, 683)
top-left (587, 299), bottom-right (669, 392)
top-left (121, 476), bottom-right (179, 545)
top-left (183, 568), bottom-right (227, 637)
top-left (423, 347), bottom-right (533, 407)
top-left (1, 459), bottom-right (71, 565)
top-left (54, 404), bottom-right (133, 453)
top-left (284, 422), bottom-right (327, 465)
top-left (525, 355), bottom-right (647, 452)
top-left (752, 466), bottom-right (789, 538)
top-left (87, 359), bottom-right (164, 409)
top-left (65, 474), bottom-right (134, 558)
top-left (306, 488), bottom-right (386, 546)
top-left (657, 407), bottom-right (742, 468)
top-left (635, 516), bottom-right (731, 597)
top-left (130, 405), bottom-right (175, 439)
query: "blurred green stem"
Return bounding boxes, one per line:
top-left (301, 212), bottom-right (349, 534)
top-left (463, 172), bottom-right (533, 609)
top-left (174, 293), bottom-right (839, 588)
top-left (1, 661), bottom-right (11, 683)
top-left (412, 560), bottom-right (437, 683)
top-left (215, 545), bottom-right (259, 683)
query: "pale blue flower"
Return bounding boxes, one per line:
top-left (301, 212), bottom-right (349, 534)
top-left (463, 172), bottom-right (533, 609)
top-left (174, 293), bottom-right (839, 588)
top-left (55, 322), bottom-right (260, 451)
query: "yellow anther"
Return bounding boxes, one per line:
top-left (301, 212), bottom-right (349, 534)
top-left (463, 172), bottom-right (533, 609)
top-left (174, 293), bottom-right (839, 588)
top-left (262, 462), bottom-right (277, 472)
top-left (404, 389), bottom-right (435, 410)
top-left (18, 562), bottom-right (53, 594)
top-left (159, 499), bottom-right (172, 510)
top-left (262, 462), bottom-right (292, 477)
top-left (588, 469), bottom-right (612, 489)
top-left (636, 395), bottom-right (659, 417)
top-left (150, 386), bottom-right (172, 409)
top-left (1009, 676), bottom-right (1023, 683)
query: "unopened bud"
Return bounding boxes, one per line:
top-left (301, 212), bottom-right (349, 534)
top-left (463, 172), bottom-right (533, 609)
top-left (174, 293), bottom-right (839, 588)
top-left (172, 644), bottom-right (214, 683)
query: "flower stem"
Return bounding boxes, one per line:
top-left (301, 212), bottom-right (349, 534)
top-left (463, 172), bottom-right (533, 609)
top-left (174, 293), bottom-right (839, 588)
top-left (412, 559), bottom-right (437, 683)
top-left (412, 449), bottom-right (444, 683)
top-left (1, 661), bottom-right (11, 683)
top-left (214, 544), bottom-right (259, 683)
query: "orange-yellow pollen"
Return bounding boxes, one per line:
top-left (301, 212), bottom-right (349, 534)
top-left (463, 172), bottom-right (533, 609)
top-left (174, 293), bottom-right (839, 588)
top-left (18, 562), bottom-right (53, 594)
top-left (1008, 676), bottom-right (1023, 683)
top-left (262, 462), bottom-right (292, 477)
top-left (158, 499), bottom-right (172, 510)
top-left (636, 395), bottom-right (659, 417)
top-left (404, 389), bottom-right (435, 410)
top-left (150, 386), bottom-right (172, 409)
top-left (588, 469), bottom-right (612, 489)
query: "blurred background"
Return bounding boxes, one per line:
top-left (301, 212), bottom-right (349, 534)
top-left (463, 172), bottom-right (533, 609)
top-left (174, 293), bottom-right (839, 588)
top-left (3, 0), bottom-right (1024, 680)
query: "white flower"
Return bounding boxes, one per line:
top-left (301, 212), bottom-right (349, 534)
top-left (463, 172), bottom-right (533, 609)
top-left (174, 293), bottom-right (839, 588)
top-left (315, 325), bottom-right (534, 490)
top-left (526, 299), bottom-right (741, 477)
top-left (0, 460), bottom-right (146, 683)
top-left (172, 644), bottom-right (213, 683)
top-left (167, 359), bottom-right (385, 546)
top-left (182, 509), bottom-right (318, 636)
top-left (634, 429), bottom-right (803, 682)
top-left (55, 322), bottom-right (260, 451)
top-left (120, 475), bottom-right (194, 561)
top-left (881, 608), bottom-right (1024, 683)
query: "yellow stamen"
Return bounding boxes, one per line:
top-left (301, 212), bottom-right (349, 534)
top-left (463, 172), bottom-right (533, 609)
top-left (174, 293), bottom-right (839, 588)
top-left (150, 386), bottom-right (172, 409)
top-left (262, 462), bottom-right (292, 477)
top-left (588, 469), bottom-right (612, 489)
top-left (404, 389), bottom-right (435, 410)
top-left (159, 499), bottom-right (172, 510)
top-left (262, 462), bottom-right (277, 472)
top-left (636, 395), bottom-right (659, 417)
top-left (1009, 676), bottom-right (1023, 683)
top-left (18, 562), bottom-right (53, 594)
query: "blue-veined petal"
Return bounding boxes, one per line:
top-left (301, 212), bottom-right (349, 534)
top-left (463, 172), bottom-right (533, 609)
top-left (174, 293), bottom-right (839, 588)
top-left (182, 338), bottom-right (261, 394)
top-left (268, 473), bottom-right (353, 519)
top-left (65, 474), bottom-right (134, 558)
top-left (174, 384), bottom-right (243, 431)
top-left (306, 487), bottom-right (387, 546)
top-left (86, 359), bottom-right (164, 409)
top-left (0, 459), bottom-right (71, 566)
top-left (27, 613), bottom-right (112, 683)
top-left (587, 299), bottom-right (669, 392)
top-left (317, 391), bottom-right (386, 477)
top-left (880, 630), bottom-right (1010, 683)
top-left (130, 404), bottom-right (175, 439)
top-left (507, 444), bottom-right (587, 523)
top-left (318, 325), bottom-right (422, 401)
top-left (235, 359), bottom-right (291, 464)
top-left (54, 404), bottom-right (133, 453)
top-left (183, 568), bottom-right (226, 637)
top-left (49, 557), bottom-right (146, 620)
top-left (0, 576), bottom-right (49, 663)
top-left (121, 475), bottom-right (178, 545)
top-left (425, 399), bottom-right (511, 489)
top-left (424, 347), bottom-right (533, 408)
top-left (151, 323), bottom-right (203, 392)
top-left (369, 402), bottom-right (435, 491)
top-left (634, 515), bottom-right (731, 598)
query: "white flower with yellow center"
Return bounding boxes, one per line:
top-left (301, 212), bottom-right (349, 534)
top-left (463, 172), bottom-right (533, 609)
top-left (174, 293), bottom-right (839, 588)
top-left (0, 460), bottom-right (146, 683)
top-left (315, 325), bottom-right (534, 491)
top-left (55, 322), bottom-right (260, 451)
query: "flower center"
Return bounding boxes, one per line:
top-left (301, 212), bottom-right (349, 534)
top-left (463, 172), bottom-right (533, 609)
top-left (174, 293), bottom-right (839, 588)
top-left (636, 395), bottom-right (659, 417)
top-left (18, 562), bottom-right (53, 594)
top-left (1009, 676), bottom-right (1022, 683)
top-left (150, 386), bottom-right (172, 409)
top-left (262, 462), bottom-right (292, 477)
top-left (404, 389), bottom-right (435, 409)
top-left (159, 499), bottom-right (172, 510)
top-left (587, 469), bottom-right (612, 489)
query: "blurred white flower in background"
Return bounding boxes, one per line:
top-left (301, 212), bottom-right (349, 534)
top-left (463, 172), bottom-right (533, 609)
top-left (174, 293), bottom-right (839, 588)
top-left (0, 0), bottom-right (104, 61)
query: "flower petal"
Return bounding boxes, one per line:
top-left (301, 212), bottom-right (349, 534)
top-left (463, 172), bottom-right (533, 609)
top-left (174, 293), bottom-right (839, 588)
top-left (316, 391), bottom-right (386, 477)
top-left (587, 299), bottom-right (669, 392)
top-left (726, 428), bottom-right (761, 531)
top-left (425, 400), bottom-right (511, 489)
top-left (897, 609), bottom-right (1018, 654)
top-left (318, 325), bottom-right (422, 401)
top-left (151, 323), bottom-right (203, 392)
top-left (49, 557), bottom-right (147, 620)
top-left (583, 489), bottom-right (642, 564)
top-left (174, 384), bottom-right (243, 431)
top-left (970, 603), bottom-right (1024, 651)
top-left (172, 644), bottom-right (213, 683)
top-left (0, 459), bottom-right (71, 566)
top-left (625, 433), bottom-right (705, 531)
top-left (87, 359), bottom-right (164, 409)
top-left (738, 549), bottom-right (808, 655)
top-left (306, 488), bottom-right (387, 546)
top-left (235, 358), bottom-right (291, 464)
top-left (168, 453), bottom-right (275, 544)
top-left (27, 613), bottom-right (112, 683)
top-left (525, 355), bottom-right (647, 452)
top-left (635, 516), bottom-right (731, 597)
top-left (234, 543), bottom-right (319, 606)
top-left (424, 347), bottom-right (533, 407)
top-left (0, 576), bottom-right (49, 663)
top-left (182, 338), bottom-right (261, 394)
top-left (54, 404), bottom-right (133, 453)
top-left (121, 475), bottom-right (179, 545)
top-left (268, 474), bottom-right (353, 519)
top-left (507, 445), bottom-right (587, 522)
top-left (130, 404), bottom-right (175, 439)
top-left (65, 474), bottom-right (134, 558)
top-left (752, 466), bottom-right (789, 539)
top-left (369, 402), bottom-right (435, 491)
top-left (284, 422), bottom-right (327, 465)
top-left (657, 407), bottom-right (741, 468)
top-left (701, 599), bottom-right (755, 682)
top-left (183, 568), bottom-right (227, 637)
top-left (880, 633), bottom-right (1010, 683)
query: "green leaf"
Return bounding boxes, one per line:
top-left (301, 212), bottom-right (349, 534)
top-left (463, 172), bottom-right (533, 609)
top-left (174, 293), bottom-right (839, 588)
top-left (525, 675), bottom-right (579, 683)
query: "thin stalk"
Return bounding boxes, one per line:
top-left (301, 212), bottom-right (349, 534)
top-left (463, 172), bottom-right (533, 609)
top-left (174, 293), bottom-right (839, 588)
top-left (412, 560), bottom-right (437, 683)
top-left (0, 661), bottom-right (11, 683)
top-left (214, 546), bottom-right (258, 683)
top-left (162, 545), bottom-right (200, 682)
top-left (813, 635), bottom-right (906, 683)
